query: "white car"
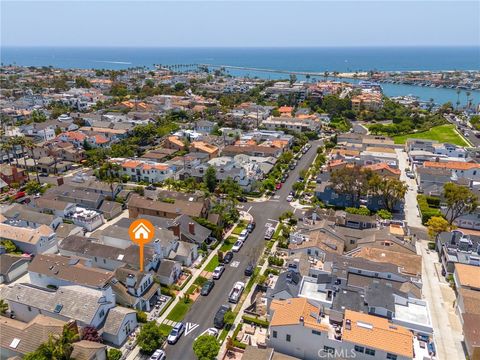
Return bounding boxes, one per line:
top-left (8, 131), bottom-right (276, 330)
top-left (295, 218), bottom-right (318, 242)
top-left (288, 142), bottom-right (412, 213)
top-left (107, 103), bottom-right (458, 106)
top-left (150, 349), bottom-right (166, 360)
top-left (238, 229), bottom-right (249, 242)
top-left (232, 240), bottom-right (243, 252)
top-left (212, 265), bottom-right (225, 280)
top-left (196, 327), bottom-right (219, 340)
top-left (286, 195), bottom-right (294, 202)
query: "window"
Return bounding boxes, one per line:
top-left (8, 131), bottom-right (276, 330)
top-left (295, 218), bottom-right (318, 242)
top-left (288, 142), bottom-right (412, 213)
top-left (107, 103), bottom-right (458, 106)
top-left (386, 354), bottom-right (397, 360)
top-left (286, 334), bottom-right (291, 342)
top-left (99, 309), bottom-right (105, 318)
top-left (28, 306), bottom-right (32, 312)
top-left (312, 330), bottom-right (322, 336)
top-left (365, 348), bottom-right (376, 356)
top-left (323, 346), bottom-right (335, 354)
top-left (354, 345), bottom-right (365, 353)
top-left (272, 331), bottom-right (277, 338)
top-left (350, 239), bottom-right (355, 245)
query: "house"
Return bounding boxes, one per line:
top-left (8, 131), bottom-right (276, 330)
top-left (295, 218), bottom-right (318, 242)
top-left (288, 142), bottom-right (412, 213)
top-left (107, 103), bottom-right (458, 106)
top-left (165, 135), bottom-right (185, 151)
top-left (456, 288), bottom-right (480, 324)
top-left (267, 298), bottom-right (415, 360)
top-left (222, 144), bottom-right (282, 158)
top-left (112, 158), bottom-right (174, 184)
top-left (195, 120), bottom-right (215, 134)
top-left (0, 254), bottom-right (30, 284)
top-left (462, 314), bottom-right (480, 360)
top-left (454, 263), bottom-right (480, 291)
top-left (0, 315), bottom-right (107, 360)
top-left (423, 161), bottom-right (480, 181)
top-left (58, 235), bottom-right (161, 273)
top-left (28, 254), bottom-right (114, 295)
top-left (351, 247), bottom-right (422, 277)
top-left (189, 141), bottom-right (219, 159)
top-left (0, 283), bottom-right (115, 329)
top-left (288, 228), bottom-right (345, 259)
top-left (2, 203), bottom-right (63, 230)
top-left (0, 165), bottom-right (27, 186)
top-left (266, 270), bottom-right (302, 308)
top-left (436, 230), bottom-right (480, 275)
top-left (99, 200), bottom-right (123, 220)
top-left (111, 267), bottom-right (160, 311)
top-left (263, 117), bottom-right (321, 133)
top-left (156, 259), bottom-right (182, 286)
top-left (128, 194), bottom-right (208, 219)
top-left (102, 306), bottom-right (138, 346)
top-left (45, 184), bottom-right (106, 209)
top-left (0, 222), bottom-right (57, 255)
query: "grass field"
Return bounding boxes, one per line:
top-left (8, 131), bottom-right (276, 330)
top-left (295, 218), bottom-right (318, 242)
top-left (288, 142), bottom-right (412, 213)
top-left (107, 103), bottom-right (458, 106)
top-left (158, 324), bottom-right (173, 337)
top-left (204, 255), bottom-right (219, 272)
top-left (166, 300), bottom-right (193, 322)
top-left (392, 124), bottom-right (470, 146)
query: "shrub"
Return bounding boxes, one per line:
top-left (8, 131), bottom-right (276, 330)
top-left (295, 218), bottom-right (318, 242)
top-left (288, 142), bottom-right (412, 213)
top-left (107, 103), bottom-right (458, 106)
top-left (376, 209), bottom-right (393, 220)
top-left (417, 195), bottom-right (443, 224)
top-left (136, 310), bottom-right (148, 323)
top-left (428, 242), bottom-right (436, 250)
top-left (242, 315), bottom-right (270, 327)
top-left (346, 207), bottom-right (371, 216)
top-left (137, 321), bottom-right (165, 354)
top-left (268, 256), bottom-right (284, 267)
top-left (107, 349), bottom-right (122, 360)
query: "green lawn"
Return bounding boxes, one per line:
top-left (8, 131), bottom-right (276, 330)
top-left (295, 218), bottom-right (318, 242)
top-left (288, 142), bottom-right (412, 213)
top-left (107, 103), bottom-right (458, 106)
top-left (204, 255), bottom-right (220, 272)
top-left (158, 324), bottom-right (173, 337)
top-left (220, 241), bottom-right (234, 252)
top-left (166, 301), bottom-right (193, 322)
top-left (392, 124), bottom-right (469, 146)
top-left (232, 221), bottom-right (247, 235)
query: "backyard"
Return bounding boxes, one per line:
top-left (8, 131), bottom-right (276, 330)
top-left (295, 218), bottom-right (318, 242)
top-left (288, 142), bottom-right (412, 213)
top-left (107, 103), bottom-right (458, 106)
top-left (392, 124), bottom-right (470, 146)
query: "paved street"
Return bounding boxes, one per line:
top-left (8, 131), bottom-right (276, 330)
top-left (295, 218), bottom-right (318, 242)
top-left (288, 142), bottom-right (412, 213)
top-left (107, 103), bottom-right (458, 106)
top-left (396, 148), bottom-right (465, 360)
top-left (162, 140), bottom-right (322, 360)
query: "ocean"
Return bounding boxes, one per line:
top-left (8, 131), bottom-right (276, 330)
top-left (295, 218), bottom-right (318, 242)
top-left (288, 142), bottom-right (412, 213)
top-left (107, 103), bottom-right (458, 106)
top-left (2, 46), bottom-right (479, 105)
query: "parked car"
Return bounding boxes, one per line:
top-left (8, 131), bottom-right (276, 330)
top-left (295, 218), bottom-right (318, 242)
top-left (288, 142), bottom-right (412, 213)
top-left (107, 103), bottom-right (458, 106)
top-left (167, 322), bottom-right (185, 344)
top-left (212, 265), bottom-right (225, 280)
top-left (244, 264), bottom-right (254, 276)
top-left (150, 349), bottom-right (166, 360)
top-left (232, 240), bottom-right (243, 252)
top-left (196, 327), bottom-right (219, 340)
top-left (223, 251), bottom-right (234, 264)
top-left (286, 194), bottom-right (294, 202)
top-left (214, 304), bottom-right (231, 328)
top-left (201, 280), bottom-right (215, 295)
top-left (228, 281), bottom-right (245, 303)
top-left (246, 221), bottom-right (256, 232)
top-left (145, 185), bottom-right (156, 190)
top-left (237, 196), bottom-right (248, 202)
top-left (275, 183), bottom-right (282, 190)
top-left (238, 229), bottom-right (249, 242)
top-left (406, 171), bottom-right (415, 179)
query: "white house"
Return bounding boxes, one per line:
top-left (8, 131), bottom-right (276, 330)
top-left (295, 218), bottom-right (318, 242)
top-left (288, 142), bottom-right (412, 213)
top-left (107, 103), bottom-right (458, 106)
top-left (0, 223), bottom-right (57, 255)
top-left (102, 307), bottom-right (138, 346)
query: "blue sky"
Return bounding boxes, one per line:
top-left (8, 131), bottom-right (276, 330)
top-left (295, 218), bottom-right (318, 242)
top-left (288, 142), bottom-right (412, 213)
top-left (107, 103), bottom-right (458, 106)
top-left (1, 1), bottom-right (479, 47)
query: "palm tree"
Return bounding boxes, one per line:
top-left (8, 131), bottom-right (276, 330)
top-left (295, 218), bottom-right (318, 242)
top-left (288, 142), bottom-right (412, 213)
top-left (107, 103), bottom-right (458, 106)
top-left (456, 89), bottom-right (461, 110)
top-left (1, 141), bottom-right (13, 165)
top-left (99, 162), bottom-right (121, 199)
top-left (0, 299), bottom-right (8, 315)
top-left (466, 91), bottom-right (471, 110)
top-left (24, 138), bottom-right (40, 183)
top-left (16, 137), bottom-right (31, 181)
top-left (54, 325), bottom-right (79, 359)
top-left (8, 136), bottom-right (21, 167)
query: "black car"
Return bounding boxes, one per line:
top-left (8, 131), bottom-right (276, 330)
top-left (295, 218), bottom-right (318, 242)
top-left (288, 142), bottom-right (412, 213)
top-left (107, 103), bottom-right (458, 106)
top-left (237, 196), bottom-right (248, 202)
top-left (246, 222), bottom-right (256, 233)
top-left (214, 304), bottom-right (230, 329)
top-left (244, 264), bottom-right (254, 276)
top-left (201, 280), bottom-right (215, 296)
top-left (145, 185), bottom-right (156, 190)
top-left (223, 251), bottom-right (234, 264)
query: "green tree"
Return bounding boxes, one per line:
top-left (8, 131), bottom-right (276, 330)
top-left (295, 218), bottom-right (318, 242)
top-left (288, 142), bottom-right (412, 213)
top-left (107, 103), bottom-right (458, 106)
top-left (31, 110), bottom-right (47, 123)
top-left (98, 162), bottom-right (121, 199)
top-left (426, 216), bottom-right (450, 240)
top-left (137, 321), bottom-right (165, 354)
top-left (136, 310), bottom-right (148, 323)
top-left (443, 183), bottom-right (478, 224)
top-left (0, 299), bottom-right (8, 315)
top-left (193, 335), bottom-right (220, 360)
top-left (376, 209), bottom-right (393, 220)
top-left (0, 240), bottom-right (19, 253)
top-left (203, 166), bottom-right (217, 193)
top-left (25, 180), bottom-right (43, 195)
top-left (330, 165), bottom-right (368, 206)
top-left (75, 76), bottom-right (92, 88)
top-left (107, 349), bottom-right (123, 360)
top-left (223, 310), bottom-right (235, 329)
top-left (369, 175), bottom-right (407, 212)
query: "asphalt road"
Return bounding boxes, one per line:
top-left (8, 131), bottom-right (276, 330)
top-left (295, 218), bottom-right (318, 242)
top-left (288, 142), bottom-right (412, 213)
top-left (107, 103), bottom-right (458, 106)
top-left (444, 113), bottom-right (479, 147)
top-left (163, 140), bottom-right (322, 360)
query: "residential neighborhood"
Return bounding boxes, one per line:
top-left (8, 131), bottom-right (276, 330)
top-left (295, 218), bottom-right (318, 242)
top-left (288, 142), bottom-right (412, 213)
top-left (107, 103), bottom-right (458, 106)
top-left (0, 61), bottom-right (479, 360)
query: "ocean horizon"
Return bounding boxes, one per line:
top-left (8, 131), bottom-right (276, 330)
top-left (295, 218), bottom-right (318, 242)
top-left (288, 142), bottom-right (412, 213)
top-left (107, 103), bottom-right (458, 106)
top-left (2, 46), bottom-right (479, 105)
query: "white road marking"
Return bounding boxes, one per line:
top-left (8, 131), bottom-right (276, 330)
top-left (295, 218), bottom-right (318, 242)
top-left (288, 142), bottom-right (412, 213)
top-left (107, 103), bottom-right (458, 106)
top-left (246, 206), bottom-right (252, 213)
top-left (185, 322), bottom-right (200, 336)
top-left (230, 261), bottom-right (240, 268)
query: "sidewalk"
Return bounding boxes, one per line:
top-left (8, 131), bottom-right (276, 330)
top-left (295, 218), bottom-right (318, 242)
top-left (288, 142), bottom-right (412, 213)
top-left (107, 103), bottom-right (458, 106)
top-left (217, 235), bottom-right (279, 357)
top-left (125, 219), bottom-right (244, 360)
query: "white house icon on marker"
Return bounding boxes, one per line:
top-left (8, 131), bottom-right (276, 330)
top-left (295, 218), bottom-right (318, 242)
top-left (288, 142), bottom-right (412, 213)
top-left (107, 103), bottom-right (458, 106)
top-left (132, 223), bottom-right (151, 240)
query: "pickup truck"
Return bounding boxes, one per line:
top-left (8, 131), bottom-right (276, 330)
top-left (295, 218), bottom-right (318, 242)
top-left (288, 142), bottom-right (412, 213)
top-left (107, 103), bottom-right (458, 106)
top-left (264, 227), bottom-right (275, 240)
top-left (228, 281), bottom-right (245, 304)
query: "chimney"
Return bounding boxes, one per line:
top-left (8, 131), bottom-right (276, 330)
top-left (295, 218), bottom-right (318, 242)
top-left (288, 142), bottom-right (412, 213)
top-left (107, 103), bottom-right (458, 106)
top-left (172, 223), bottom-right (180, 237)
top-left (189, 222), bottom-right (195, 235)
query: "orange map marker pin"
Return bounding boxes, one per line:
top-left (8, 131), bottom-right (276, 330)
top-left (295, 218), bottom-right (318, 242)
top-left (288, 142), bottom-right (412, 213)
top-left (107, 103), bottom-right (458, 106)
top-left (129, 219), bottom-right (155, 271)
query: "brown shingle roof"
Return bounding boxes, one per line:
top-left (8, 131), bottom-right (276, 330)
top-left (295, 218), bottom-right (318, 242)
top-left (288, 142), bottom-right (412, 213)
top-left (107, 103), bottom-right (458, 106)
top-left (455, 264), bottom-right (480, 289)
